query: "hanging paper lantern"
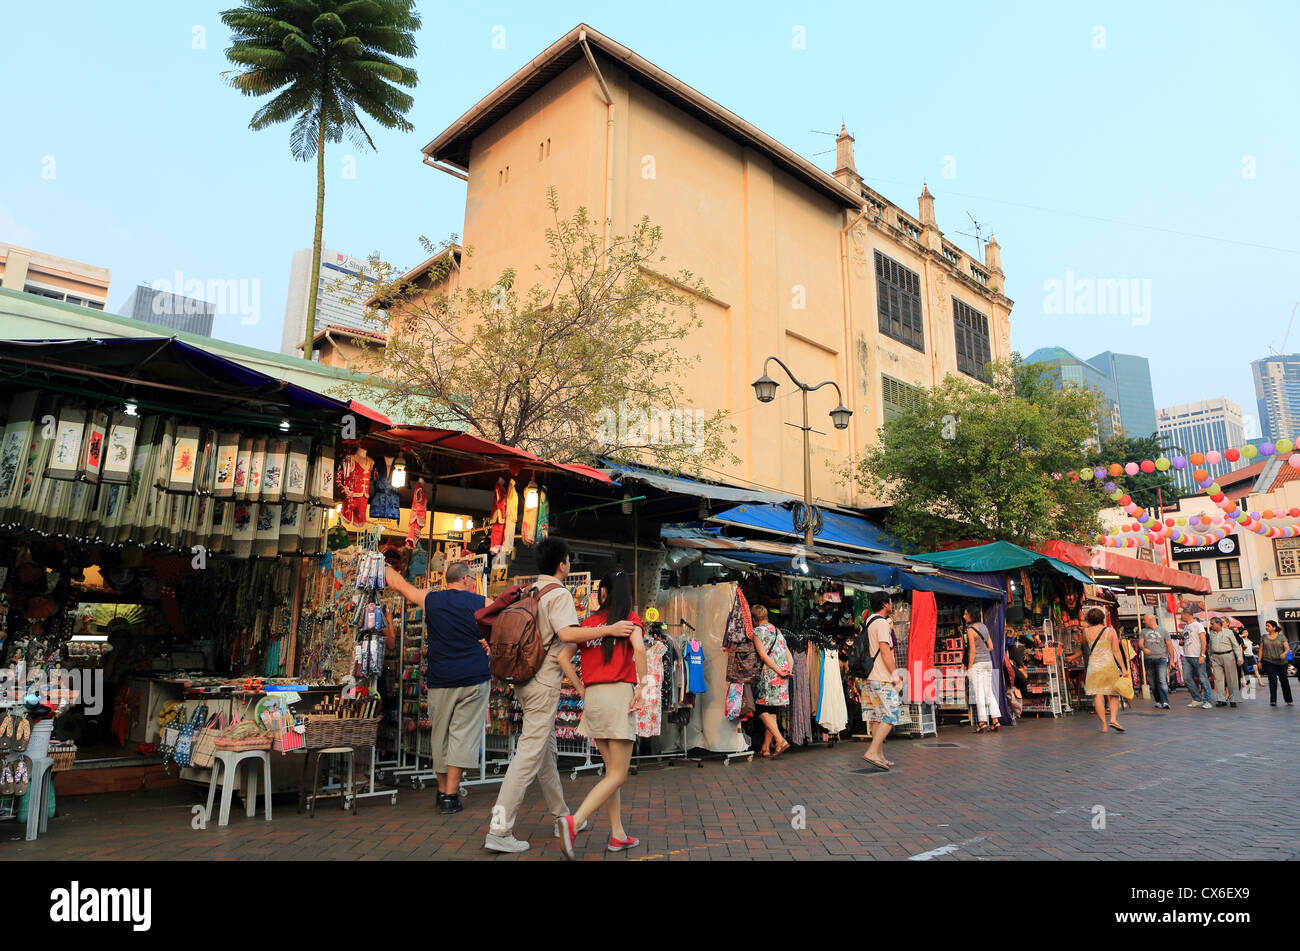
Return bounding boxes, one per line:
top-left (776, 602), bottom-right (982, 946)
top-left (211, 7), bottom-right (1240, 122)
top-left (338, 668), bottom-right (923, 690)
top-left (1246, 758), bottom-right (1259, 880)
top-left (1225, 448), bottom-right (1240, 462)
top-left (1092, 467), bottom-right (1105, 480)
top-left (1189, 452), bottom-right (1205, 466)
top-left (1119, 494), bottom-right (1132, 506)
top-left (1192, 469), bottom-right (1208, 483)
top-left (1205, 450), bottom-right (1222, 465)
top-left (1243, 445), bottom-right (1258, 459)
top-left (1155, 457), bottom-right (1170, 471)
top-left (1172, 456), bottom-right (1187, 469)
top-left (1279, 439), bottom-right (1295, 453)
top-left (1289, 454), bottom-right (1300, 470)
top-left (1211, 492), bottom-right (1225, 503)
top-left (1164, 518), bottom-right (1175, 527)
top-left (1261, 442), bottom-right (1276, 456)
top-left (1209, 483), bottom-right (1221, 494)
top-left (1263, 509), bottom-right (1275, 520)
top-left (1108, 463), bottom-right (1123, 477)
top-left (1104, 481), bottom-right (1117, 493)
top-left (1291, 507), bottom-right (1300, 518)
top-left (1140, 460), bottom-right (1155, 474)
top-left (1120, 524), bottom-right (1130, 532)
top-left (1176, 517), bottom-right (1187, 526)
top-left (1170, 529), bottom-right (1181, 541)
top-left (1124, 462), bottom-right (1138, 476)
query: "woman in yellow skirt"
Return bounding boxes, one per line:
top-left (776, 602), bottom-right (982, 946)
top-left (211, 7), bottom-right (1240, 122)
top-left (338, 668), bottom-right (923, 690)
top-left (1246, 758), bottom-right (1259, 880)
top-left (1083, 607), bottom-right (1126, 733)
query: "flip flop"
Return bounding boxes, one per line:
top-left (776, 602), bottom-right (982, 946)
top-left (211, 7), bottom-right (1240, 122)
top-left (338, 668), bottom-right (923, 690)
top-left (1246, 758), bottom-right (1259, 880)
top-left (0, 715), bottom-right (13, 754)
top-left (772, 741), bottom-right (790, 758)
top-left (12, 757), bottom-right (29, 798)
top-left (13, 717), bottom-right (30, 752)
top-left (863, 755), bottom-right (891, 771)
top-left (0, 762), bottom-right (12, 796)
top-left (1109, 723), bottom-right (1126, 732)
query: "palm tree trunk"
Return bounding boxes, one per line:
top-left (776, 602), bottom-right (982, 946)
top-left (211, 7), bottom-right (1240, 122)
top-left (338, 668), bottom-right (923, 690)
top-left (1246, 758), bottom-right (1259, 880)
top-left (303, 122), bottom-right (326, 358)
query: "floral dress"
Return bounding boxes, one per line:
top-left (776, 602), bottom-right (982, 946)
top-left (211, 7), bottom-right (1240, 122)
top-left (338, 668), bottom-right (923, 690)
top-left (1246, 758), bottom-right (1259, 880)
top-left (636, 639), bottom-right (667, 737)
top-left (754, 623), bottom-right (790, 707)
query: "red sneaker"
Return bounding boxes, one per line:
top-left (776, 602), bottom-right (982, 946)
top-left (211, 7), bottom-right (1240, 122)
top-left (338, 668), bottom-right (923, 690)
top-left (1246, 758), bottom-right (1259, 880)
top-left (557, 815), bottom-right (577, 860)
top-left (607, 835), bottom-right (641, 853)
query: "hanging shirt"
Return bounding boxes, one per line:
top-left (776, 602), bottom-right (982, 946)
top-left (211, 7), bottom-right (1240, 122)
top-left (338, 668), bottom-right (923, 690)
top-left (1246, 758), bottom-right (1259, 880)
top-left (684, 639), bottom-right (708, 693)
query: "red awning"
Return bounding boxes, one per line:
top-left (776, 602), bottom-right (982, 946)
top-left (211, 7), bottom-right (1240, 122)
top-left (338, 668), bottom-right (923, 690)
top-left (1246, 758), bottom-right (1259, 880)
top-left (348, 399), bottom-right (393, 427)
top-left (1033, 540), bottom-right (1211, 594)
top-left (374, 426), bottom-right (611, 483)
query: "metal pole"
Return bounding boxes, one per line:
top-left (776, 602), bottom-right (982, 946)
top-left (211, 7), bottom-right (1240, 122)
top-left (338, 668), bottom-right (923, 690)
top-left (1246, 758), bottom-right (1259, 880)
top-left (802, 387), bottom-right (813, 548)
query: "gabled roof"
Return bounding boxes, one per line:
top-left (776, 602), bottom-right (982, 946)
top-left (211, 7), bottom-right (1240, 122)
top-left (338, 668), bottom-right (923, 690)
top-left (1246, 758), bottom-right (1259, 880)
top-left (421, 24), bottom-right (863, 210)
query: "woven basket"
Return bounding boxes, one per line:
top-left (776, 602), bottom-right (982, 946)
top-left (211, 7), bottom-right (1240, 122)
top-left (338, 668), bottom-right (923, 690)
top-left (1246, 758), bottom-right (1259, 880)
top-left (304, 716), bottom-right (380, 750)
top-left (213, 720), bottom-right (273, 751)
top-left (50, 746), bottom-right (77, 772)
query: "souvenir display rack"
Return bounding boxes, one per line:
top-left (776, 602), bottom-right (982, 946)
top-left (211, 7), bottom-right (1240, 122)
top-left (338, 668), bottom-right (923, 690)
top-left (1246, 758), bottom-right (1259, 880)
top-left (934, 602), bottom-right (968, 719)
top-left (1015, 619), bottom-right (1072, 717)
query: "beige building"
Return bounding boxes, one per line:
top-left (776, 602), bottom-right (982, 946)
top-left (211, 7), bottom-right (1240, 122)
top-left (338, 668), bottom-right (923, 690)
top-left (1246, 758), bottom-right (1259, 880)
top-left (0, 244), bottom-right (109, 311)
top-left (417, 24), bottom-right (1013, 507)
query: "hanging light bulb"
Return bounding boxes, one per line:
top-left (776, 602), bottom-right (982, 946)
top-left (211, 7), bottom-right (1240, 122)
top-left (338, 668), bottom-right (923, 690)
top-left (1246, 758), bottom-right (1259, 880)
top-left (524, 480), bottom-right (539, 510)
top-left (453, 516), bottom-right (464, 532)
top-left (465, 518), bottom-right (474, 531)
top-left (391, 452), bottom-right (407, 489)
top-left (622, 492), bottom-right (633, 515)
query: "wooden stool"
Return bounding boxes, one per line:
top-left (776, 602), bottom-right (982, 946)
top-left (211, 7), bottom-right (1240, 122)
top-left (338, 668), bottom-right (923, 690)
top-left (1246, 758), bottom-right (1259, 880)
top-left (298, 746), bottom-right (356, 818)
top-left (204, 749), bottom-right (273, 827)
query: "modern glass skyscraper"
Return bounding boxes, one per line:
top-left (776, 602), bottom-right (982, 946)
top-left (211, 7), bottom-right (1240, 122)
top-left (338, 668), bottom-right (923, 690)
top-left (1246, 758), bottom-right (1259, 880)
top-left (1023, 346), bottom-right (1121, 440)
top-left (1157, 398), bottom-right (1245, 492)
top-left (1087, 351), bottom-right (1157, 437)
top-left (1250, 355), bottom-right (1300, 442)
top-left (280, 248), bottom-right (380, 357)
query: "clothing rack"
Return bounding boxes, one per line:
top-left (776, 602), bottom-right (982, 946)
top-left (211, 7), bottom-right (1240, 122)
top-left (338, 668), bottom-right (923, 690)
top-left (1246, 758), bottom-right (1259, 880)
top-left (628, 622), bottom-right (700, 770)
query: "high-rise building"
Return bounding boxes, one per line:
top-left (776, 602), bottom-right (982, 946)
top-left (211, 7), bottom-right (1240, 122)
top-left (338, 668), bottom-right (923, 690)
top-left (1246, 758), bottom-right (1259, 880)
top-left (1251, 355), bottom-right (1300, 442)
top-left (118, 284), bottom-right (215, 336)
top-left (280, 248), bottom-right (380, 357)
top-left (0, 244), bottom-right (109, 310)
top-left (1157, 398), bottom-right (1245, 492)
top-left (1087, 351), bottom-right (1157, 437)
top-left (1023, 346), bottom-right (1122, 440)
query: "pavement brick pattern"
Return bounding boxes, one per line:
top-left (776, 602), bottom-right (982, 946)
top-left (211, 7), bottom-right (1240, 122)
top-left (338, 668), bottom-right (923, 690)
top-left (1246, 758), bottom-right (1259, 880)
top-left (7, 697), bottom-right (1298, 860)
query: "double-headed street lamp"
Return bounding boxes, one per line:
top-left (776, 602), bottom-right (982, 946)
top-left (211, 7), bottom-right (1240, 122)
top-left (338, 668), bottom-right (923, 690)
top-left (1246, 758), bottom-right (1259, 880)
top-left (752, 356), bottom-right (852, 547)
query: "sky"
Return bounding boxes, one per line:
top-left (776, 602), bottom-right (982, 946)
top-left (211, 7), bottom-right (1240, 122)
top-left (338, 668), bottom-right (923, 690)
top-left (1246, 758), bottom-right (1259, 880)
top-left (2, 1), bottom-right (1297, 434)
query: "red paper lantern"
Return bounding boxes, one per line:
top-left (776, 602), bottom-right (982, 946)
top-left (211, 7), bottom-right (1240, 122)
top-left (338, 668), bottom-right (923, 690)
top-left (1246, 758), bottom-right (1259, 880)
top-left (1225, 448), bottom-right (1240, 462)
top-left (1140, 460), bottom-right (1155, 473)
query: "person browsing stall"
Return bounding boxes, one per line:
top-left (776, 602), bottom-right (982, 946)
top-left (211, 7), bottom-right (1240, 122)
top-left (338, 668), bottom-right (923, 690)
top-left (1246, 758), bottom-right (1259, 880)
top-left (1138, 613), bottom-right (1176, 710)
top-left (1178, 608), bottom-right (1213, 709)
top-left (384, 561), bottom-right (488, 815)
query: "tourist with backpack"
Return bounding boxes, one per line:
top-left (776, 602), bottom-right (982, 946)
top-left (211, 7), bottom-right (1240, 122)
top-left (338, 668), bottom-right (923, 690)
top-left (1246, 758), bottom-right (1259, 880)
top-left (483, 537), bottom-right (635, 854)
top-left (855, 592), bottom-right (901, 770)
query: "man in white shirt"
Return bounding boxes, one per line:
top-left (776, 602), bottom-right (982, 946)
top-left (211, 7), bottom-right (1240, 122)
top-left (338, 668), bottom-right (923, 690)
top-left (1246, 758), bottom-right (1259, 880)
top-left (859, 593), bottom-right (902, 771)
top-left (1178, 608), bottom-right (1213, 709)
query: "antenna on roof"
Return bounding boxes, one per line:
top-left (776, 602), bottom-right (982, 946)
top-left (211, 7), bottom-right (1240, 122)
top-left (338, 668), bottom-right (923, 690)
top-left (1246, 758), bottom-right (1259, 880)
top-left (955, 212), bottom-right (991, 263)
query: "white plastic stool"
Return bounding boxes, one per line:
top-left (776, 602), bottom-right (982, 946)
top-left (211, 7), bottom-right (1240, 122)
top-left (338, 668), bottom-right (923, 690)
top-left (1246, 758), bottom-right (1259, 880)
top-left (23, 756), bottom-right (54, 841)
top-left (204, 749), bottom-right (273, 826)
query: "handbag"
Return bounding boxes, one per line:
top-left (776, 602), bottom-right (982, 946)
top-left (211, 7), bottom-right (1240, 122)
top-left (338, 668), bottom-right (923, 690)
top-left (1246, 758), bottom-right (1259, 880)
top-left (172, 704), bottom-right (206, 768)
top-left (191, 711), bottom-right (226, 769)
top-left (156, 707), bottom-right (186, 765)
top-left (1111, 631), bottom-right (1135, 700)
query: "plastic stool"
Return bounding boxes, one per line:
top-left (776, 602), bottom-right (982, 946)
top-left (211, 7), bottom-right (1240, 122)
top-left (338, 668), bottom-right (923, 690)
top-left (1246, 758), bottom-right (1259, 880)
top-left (204, 749), bottom-right (273, 827)
top-left (22, 756), bottom-right (55, 841)
top-left (298, 746), bottom-right (356, 818)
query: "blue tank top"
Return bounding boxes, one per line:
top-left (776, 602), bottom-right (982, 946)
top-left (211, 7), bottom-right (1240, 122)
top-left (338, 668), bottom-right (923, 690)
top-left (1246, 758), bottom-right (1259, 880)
top-left (685, 640), bottom-right (708, 694)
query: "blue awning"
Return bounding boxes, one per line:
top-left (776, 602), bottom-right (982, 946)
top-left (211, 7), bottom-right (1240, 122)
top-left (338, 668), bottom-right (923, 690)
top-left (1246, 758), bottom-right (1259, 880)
top-left (709, 502), bottom-right (901, 554)
top-left (599, 461), bottom-right (794, 505)
top-left (701, 550), bottom-right (998, 600)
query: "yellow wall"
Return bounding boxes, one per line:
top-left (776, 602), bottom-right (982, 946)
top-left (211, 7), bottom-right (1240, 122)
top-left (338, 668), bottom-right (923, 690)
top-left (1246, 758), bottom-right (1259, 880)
top-left (443, 56), bottom-right (1013, 508)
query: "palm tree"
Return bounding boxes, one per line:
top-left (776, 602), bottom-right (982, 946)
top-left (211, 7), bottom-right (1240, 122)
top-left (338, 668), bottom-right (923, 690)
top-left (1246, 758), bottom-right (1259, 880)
top-left (221, 0), bottom-right (420, 358)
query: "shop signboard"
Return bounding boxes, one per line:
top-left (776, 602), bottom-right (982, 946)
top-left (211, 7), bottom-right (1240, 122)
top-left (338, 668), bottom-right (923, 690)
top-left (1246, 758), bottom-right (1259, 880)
top-left (1277, 606), bottom-right (1300, 623)
top-left (1204, 589), bottom-right (1256, 613)
top-left (1170, 535), bottom-right (1238, 558)
top-left (1116, 593), bottom-right (1138, 615)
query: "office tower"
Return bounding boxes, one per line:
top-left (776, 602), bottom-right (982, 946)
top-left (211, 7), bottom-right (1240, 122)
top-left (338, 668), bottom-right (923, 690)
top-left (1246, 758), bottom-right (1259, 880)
top-left (1251, 355), bottom-right (1300, 443)
top-left (281, 248), bottom-right (380, 357)
top-left (1088, 351), bottom-right (1157, 437)
top-left (1157, 398), bottom-right (1246, 491)
top-left (118, 284), bottom-right (215, 336)
top-left (1023, 346), bottom-right (1122, 440)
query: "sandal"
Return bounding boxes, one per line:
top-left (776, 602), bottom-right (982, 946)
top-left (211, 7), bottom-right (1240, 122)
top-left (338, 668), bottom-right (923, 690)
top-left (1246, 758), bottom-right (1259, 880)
top-left (972, 724), bottom-right (987, 734)
top-left (862, 755), bottom-right (891, 771)
top-left (990, 721), bottom-right (1001, 732)
top-left (0, 762), bottom-right (12, 796)
top-left (0, 714), bottom-right (13, 754)
top-left (772, 741), bottom-right (790, 758)
top-left (1109, 723), bottom-right (1126, 733)
top-left (12, 757), bottom-right (29, 798)
top-left (13, 717), bottom-right (30, 752)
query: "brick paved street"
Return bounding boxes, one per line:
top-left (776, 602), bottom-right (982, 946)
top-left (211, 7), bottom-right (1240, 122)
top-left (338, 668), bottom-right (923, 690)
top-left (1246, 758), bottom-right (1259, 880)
top-left (7, 697), bottom-right (1298, 861)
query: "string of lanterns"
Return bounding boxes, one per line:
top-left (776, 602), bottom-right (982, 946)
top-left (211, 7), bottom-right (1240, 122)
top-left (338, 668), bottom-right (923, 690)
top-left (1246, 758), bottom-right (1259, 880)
top-left (1063, 440), bottom-right (1300, 548)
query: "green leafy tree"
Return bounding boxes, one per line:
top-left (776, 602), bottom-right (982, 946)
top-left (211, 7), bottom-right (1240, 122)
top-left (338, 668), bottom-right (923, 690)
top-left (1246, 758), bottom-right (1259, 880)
top-left (342, 190), bottom-right (737, 470)
top-left (850, 358), bottom-right (1105, 549)
top-left (220, 0), bottom-right (420, 356)
top-left (1085, 433), bottom-right (1181, 512)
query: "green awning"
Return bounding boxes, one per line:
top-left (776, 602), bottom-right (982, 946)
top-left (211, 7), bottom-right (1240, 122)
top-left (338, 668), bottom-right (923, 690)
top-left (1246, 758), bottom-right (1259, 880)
top-left (909, 540), bottom-right (1095, 585)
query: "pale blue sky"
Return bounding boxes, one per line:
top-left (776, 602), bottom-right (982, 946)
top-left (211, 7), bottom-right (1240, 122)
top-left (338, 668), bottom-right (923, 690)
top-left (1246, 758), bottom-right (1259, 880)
top-left (2, 1), bottom-right (1296, 432)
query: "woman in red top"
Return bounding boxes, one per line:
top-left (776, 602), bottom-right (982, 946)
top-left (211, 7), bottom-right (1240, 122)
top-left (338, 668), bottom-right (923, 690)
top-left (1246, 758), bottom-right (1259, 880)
top-left (556, 570), bottom-right (647, 858)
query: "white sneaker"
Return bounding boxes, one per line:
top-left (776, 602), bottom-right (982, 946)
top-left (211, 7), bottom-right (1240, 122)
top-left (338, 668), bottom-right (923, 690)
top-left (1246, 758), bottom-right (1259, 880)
top-left (484, 833), bottom-right (530, 853)
top-left (1186, 701), bottom-right (1201, 707)
top-left (553, 817), bottom-right (589, 838)
top-left (1201, 702), bottom-right (1214, 709)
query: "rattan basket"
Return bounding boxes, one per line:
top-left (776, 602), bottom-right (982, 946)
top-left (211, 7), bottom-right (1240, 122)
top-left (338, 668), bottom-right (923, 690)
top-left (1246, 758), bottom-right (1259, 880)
top-left (50, 745), bottom-right (77, 772)
top-left (304, 716), bottom-right (380, 749)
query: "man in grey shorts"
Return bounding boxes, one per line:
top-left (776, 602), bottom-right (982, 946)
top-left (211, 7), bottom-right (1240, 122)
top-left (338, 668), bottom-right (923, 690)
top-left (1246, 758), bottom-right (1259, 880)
top-left (386, 561), bottom-right (490, 815)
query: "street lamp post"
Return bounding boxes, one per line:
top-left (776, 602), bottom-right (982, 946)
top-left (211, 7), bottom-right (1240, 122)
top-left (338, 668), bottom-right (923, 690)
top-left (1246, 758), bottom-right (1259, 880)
top-left (752, 356), bottom-right (852, 547)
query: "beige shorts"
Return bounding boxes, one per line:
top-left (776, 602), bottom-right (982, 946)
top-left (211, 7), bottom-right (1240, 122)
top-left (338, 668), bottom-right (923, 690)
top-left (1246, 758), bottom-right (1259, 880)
top-left (577, 682), bottom-right (637, 741)
top-left (427, 682), bottom-right (490, 773)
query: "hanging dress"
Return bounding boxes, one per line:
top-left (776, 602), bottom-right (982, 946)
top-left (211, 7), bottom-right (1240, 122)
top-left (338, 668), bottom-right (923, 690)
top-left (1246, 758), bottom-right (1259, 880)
top-left (537, 488), bottom-right (549, 540)
top-left (788, 647), bottom-right (813, 745)
top-left (637, 638), bottom-right (667, 737)
top-left (489, 479), bottom-right (507, 551)
top-left (816, 648), bottom-right (848, 733)
top-left (502, 477), bottom-right (519, 556)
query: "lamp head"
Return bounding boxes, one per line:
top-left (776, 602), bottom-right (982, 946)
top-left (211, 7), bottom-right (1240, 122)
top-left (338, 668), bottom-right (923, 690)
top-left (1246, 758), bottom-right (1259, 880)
top-left (752, 374), bottom-right (778, 403)
top-left (830, 404), bottom-right (852, 430)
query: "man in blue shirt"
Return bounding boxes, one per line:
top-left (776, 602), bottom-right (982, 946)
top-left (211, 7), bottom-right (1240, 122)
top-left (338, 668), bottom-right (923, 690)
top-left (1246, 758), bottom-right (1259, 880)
top-left (386, 561), bottom-right (489, 815)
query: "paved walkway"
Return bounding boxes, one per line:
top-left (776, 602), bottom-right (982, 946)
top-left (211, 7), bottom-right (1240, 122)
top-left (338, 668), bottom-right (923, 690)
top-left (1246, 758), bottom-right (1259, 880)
top-left (7, 694), bottom-right (1298, 860)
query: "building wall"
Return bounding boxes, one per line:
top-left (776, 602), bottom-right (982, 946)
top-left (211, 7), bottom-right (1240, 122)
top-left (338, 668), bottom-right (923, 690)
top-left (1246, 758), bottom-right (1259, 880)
top-left (280, 248), bottom-right (381, 356)
top-left (0, 244), bottom-right (109, 310)
top-left (1251, 355), bottom-right (1300, 443)
top-left (1090, 351), bottom-right (1157, 438)
top-left (446, 57), bottom-right (1012, 507)
top-left (119, 285), bottom-right (215, 336)
top-left (1157, 398), bottom-right (1245, 491)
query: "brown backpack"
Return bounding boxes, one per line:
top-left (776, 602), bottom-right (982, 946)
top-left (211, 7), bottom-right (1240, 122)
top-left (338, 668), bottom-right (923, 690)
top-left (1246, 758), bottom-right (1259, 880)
top-left (489, 583), bottom-right (564, 683)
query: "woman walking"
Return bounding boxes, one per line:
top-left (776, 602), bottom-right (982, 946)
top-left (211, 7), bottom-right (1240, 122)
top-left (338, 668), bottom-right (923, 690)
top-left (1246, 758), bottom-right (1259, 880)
top-left (1083, 607), bottom-right (1126, 733)
top-left (1259, 620), bottom-right (1294, 707)
top-left (751, 605), bottom-right (793, 757)
top-left (964, 605), bottom-right (1001, 733)
top-left (555, 571), bottom-right (647, 858)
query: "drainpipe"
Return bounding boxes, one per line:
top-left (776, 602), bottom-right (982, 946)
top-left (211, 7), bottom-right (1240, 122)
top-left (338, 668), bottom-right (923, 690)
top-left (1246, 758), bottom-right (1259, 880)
top-left (422, 155), bottom-right (469, 182)
top-left (839, 209), bottom-right (868, 507)
top-left (580, 30), bottom-right (615, 255)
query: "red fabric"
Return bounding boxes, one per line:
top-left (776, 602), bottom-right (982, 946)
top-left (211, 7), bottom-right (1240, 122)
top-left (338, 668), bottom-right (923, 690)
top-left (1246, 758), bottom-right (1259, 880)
top-left (906, 592), bottom-right (937, 703)
top-left (577, 610), bottom-right (642, 685)
top-left (1033, 540), bottom-right (1211, 594)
